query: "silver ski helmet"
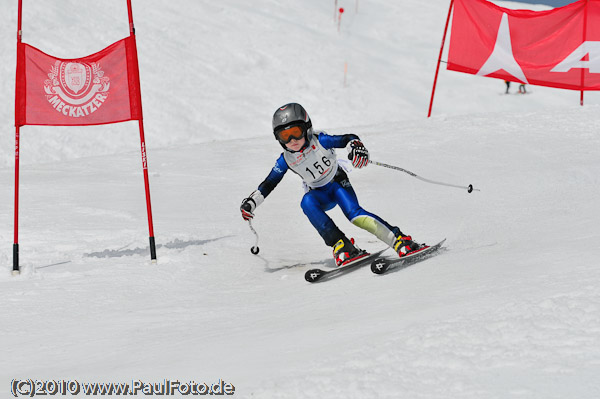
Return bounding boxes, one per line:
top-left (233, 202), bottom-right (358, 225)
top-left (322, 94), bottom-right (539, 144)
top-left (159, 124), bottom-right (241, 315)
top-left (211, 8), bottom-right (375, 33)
top-left (272, 103), bottom-right (313, 150)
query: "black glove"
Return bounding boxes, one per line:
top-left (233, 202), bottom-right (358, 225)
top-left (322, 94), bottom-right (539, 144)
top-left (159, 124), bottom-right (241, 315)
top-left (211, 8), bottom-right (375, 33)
top-left (240, 198), bottom-right (256, 221)
top-left (347, 139), bottom-right (369, 169)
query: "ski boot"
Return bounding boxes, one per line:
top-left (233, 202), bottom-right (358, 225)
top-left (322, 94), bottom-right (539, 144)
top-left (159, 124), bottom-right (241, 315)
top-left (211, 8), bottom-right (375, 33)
top-left (393, 234), bottom-right (421, 257)
top-left (332, 237), bottom-right (366, 266)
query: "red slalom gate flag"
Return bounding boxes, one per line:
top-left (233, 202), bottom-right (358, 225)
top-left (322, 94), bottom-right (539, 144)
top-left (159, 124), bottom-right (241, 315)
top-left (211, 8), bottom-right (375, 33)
top-left (15, 36), bottom-right (142, 127)
top-left (447, 0), bottom-right (600, 90)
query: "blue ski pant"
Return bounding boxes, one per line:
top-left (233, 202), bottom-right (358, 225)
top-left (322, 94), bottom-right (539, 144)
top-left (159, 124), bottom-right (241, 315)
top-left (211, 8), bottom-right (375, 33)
top-left (300, 179), bottom-right (401, 248)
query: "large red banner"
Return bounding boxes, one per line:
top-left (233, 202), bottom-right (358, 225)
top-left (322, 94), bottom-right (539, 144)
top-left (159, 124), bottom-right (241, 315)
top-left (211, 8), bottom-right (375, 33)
top-left (15, 36), bottom-right (142, 127)
top-left (448, 0), bottom-right (600, 90)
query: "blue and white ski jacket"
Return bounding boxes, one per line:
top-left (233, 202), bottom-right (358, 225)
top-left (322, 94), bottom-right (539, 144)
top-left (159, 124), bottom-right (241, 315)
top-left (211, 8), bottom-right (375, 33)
top-left (257, 132), bottom-right (359, 198)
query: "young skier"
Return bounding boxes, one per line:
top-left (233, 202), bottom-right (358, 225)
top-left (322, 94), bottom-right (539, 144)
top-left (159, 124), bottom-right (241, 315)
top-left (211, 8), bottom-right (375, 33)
top-left (240, 103), bottom-right (421, 266)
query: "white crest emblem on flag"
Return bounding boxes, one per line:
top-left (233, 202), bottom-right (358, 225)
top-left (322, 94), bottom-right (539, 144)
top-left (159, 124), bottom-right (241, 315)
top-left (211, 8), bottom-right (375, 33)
top-left (44, 61), bottom-right (110, 118)
top-left (62, 62), bottom-right (90, 95)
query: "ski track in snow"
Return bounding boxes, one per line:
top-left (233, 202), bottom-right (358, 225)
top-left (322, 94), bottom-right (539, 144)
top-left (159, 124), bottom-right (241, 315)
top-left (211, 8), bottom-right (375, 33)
top-left (1, 1), bottom-right (600, 398)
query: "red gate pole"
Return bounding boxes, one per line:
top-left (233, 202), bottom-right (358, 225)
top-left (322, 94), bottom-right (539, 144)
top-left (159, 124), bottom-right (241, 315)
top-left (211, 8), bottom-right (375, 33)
top-left (580, 0), bottom-right (588, 106)
top-left (428, 0), bottom-right (454, 118)
top-left (138, 121), bottom-right (156, 262)
top-left (13, 0), bottom-right (23, 275)
top-left (127, 0), bottom-right (157, 262)
top-left (13, 127), bottom-right (20, 275)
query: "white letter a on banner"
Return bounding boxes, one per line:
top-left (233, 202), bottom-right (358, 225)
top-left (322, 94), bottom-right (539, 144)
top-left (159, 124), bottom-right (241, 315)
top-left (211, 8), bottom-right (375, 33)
top-left (551, 41), bottom-right (600, 73)
top-left (476, 13), bottom-right (528, 83)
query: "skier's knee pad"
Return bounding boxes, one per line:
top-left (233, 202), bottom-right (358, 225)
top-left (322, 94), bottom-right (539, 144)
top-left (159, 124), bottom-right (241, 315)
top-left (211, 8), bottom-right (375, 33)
top-left (351, 216), bottom-right (396, 247)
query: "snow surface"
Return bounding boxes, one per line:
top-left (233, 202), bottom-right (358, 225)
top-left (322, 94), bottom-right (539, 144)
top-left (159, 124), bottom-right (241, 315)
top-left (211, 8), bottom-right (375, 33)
top-left (1, 0), bottom-right (600, 398)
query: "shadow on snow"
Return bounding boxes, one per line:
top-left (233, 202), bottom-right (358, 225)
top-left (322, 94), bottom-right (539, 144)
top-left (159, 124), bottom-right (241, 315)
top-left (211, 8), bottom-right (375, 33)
top-left (84, 236), bottom-right (232, 258)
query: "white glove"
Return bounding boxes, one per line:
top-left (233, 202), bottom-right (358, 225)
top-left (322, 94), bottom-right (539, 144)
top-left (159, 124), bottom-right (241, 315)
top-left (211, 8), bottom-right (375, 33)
top-left (240, 190), bottom-right (264, 221)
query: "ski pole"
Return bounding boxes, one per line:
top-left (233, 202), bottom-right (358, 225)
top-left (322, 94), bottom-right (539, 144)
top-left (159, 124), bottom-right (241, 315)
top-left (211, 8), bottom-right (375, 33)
top-left (370, 160), bottom-right (479, 193)
top-left (248, 219), bottom-right (260, 254)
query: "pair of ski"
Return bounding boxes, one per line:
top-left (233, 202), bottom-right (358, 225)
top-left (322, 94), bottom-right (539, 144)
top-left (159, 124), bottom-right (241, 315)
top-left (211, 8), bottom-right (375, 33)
top-left (304, 239), bottom-right (446, 283)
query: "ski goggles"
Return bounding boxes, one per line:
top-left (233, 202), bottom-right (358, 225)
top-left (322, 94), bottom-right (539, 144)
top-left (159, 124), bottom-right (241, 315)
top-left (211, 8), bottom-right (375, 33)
top-left (275, 125), bottom-right (305, 144)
